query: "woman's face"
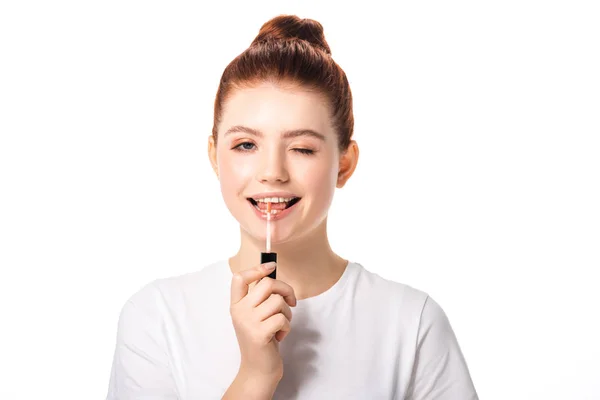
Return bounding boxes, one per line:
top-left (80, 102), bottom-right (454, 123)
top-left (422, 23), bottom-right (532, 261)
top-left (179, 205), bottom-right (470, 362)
top-left (209, 82), bottom-right (345, 245)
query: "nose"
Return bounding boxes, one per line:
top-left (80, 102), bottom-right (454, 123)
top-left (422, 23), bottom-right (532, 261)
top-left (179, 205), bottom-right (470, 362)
top-left (257, 148), bottom-right (289, 183)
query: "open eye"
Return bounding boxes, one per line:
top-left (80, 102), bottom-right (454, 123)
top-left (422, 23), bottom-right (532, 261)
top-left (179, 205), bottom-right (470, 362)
top-left (232, 142), bottom-right (256, 152)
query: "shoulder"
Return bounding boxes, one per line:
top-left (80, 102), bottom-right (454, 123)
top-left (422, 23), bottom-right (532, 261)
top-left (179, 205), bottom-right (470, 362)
top-left (120, 259), bottom-right (229, 316)
top-left (353, 262), bottom-right (430, 310)
top-left (351, 262), bottom-right (451, 327)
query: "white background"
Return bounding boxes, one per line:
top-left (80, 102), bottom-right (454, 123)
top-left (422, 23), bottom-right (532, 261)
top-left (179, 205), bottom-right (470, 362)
top-left (1, 1), bottom-right (598, 399)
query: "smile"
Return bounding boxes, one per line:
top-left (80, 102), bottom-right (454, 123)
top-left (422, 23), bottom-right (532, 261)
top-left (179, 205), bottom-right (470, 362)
top-left (247, 197), bottom-right (301, 220)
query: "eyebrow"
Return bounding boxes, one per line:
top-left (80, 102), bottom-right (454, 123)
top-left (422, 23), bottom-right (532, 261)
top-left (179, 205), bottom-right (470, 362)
top-left (224, 125), bottom-right (326, 141)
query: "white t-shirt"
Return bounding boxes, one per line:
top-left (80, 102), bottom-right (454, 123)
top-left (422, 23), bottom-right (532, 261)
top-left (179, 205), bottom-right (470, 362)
top-left (106, 260), bottom-right (478, 399)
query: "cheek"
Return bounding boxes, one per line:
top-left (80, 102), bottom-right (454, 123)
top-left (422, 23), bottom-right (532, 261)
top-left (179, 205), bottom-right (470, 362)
top-left (217, 150), bottom-right (255, 196)
top-left (297, 156), bottom-right (338, 206)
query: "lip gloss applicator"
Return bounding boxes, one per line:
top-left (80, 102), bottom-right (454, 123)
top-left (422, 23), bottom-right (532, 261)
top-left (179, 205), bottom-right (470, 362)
top-left (260, 202), bottom-right (277, 279)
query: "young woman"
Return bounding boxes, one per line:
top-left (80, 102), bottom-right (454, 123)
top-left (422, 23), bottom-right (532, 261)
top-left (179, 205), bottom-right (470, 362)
top-left (107, 14), bottom-right (478, 400)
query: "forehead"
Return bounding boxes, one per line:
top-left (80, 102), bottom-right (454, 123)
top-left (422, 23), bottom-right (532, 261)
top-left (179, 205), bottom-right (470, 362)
top-left (219, 82), bottom-right (333, 138)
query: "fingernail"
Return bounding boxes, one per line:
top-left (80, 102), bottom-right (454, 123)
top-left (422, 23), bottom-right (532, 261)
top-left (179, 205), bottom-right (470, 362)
top-left (264, 262), bottom-right (276, 270)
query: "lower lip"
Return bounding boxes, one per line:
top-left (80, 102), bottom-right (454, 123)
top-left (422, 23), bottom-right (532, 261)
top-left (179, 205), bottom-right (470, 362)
top-left (249, 200), bottom-right (301, 221)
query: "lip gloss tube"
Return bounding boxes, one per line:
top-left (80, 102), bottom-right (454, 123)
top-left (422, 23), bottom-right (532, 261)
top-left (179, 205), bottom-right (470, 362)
top-left (260, 202), bottom-right (277, 279)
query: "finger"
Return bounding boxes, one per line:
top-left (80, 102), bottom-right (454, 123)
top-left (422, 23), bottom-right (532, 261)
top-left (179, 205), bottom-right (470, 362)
top-left (230, 262), bottom-right (277, 304)
top-left (245, 277), bottom-right (297, 308)
top-left (264, 313), bottom-right (291, 342)
top-left (255, 294), bottom-right (293, 323)
top-left (275, 329), bottom-right (290, 342)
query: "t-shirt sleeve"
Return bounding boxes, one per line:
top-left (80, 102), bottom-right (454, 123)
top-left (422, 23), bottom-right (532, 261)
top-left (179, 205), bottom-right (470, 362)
top-left (106, 282), bottom-right (179, 400)
top-left (404, 295), bottom-right (478, 400)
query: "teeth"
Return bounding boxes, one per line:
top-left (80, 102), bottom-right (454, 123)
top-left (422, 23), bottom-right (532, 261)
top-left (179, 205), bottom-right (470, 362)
top-left (255, 197), bottom-right (295, 203)
top-left (252, 204), bottom-right (282, 214)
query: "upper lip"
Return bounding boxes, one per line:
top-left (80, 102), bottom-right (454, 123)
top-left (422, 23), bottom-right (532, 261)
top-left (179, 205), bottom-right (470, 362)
top-left (247, 192), bottom-right (300, 199)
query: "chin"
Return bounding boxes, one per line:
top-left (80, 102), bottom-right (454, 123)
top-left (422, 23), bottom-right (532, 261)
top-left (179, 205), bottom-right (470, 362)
top-left (239, 221), bottom-right (297, 246)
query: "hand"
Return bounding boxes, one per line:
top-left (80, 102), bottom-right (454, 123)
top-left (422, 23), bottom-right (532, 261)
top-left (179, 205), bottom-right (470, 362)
top-left (229, 262), bottom-right (297, 381)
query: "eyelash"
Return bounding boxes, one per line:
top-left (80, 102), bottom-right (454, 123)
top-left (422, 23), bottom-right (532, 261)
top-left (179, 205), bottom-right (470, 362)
top-left (232, 142), bottom-right (315, 155)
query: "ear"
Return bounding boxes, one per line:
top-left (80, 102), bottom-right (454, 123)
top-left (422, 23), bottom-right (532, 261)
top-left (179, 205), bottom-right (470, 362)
top-left (336, 140), bottom-right (359, 188)
top-left (207, 135), bottom-right (219, 178)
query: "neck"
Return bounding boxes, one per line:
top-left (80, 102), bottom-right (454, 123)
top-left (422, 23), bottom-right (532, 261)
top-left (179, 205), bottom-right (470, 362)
top-left (228, 218), bottom-right (348, 300)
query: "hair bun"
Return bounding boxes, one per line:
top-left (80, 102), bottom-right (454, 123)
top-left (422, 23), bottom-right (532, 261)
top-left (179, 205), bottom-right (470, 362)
top-left (251, 14), bottom-right (331, 55)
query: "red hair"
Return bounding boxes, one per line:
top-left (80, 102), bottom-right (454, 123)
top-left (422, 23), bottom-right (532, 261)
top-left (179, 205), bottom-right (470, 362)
top-left (212, 15), bottom-right (354, 152)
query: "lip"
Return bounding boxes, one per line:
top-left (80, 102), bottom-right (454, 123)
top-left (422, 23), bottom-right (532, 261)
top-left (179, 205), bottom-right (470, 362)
top-left (247, 191), bottom-right (300, 200)
top-left (248, 198), bottom-right (301, 221)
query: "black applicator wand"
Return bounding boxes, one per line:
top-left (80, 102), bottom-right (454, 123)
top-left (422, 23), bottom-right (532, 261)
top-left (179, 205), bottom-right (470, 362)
top-left (260, 202), bottom-right (277, 279)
